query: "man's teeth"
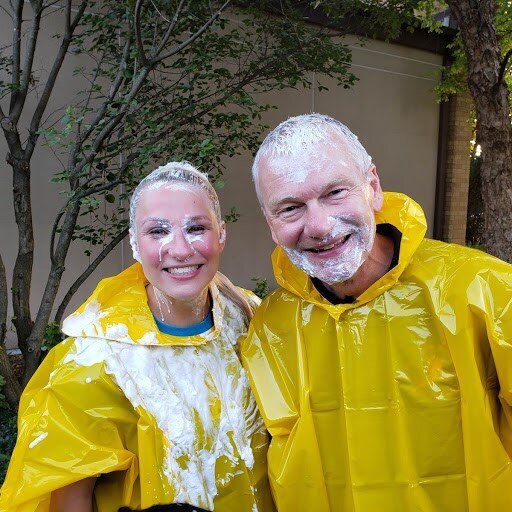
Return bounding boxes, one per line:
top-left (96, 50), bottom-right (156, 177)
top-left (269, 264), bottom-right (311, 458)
top-left (310, 235), bottom-right (350, 252)
top-left (166, 265), bottom-right (199, 274)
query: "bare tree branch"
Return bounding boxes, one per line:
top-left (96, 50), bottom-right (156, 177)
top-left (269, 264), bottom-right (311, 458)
top-left (50, 207), bottom-right (67, 265)
top-left (54, 227), bottom-right (129, 324)
top-left (135, 0), bottom-right (150, 67)
top-left (12, 0), bottom-right (45, 120)
top-left (27, 0), bottom-right (89, 156)
top-left (9, 0), bottom-right (23, 113)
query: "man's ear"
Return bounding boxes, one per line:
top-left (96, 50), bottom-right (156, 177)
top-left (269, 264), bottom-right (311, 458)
top-left (368, 165), bottom-right (384, 211)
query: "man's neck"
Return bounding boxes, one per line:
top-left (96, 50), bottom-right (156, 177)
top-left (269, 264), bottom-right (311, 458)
top-left (323, 233), bottom-right (395, 301)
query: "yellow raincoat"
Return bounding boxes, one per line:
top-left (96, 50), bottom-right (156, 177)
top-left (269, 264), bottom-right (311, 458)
top-left (0, 263), bottom-right (273, 512)
top-left (241, 192), bottom-right (512, 512)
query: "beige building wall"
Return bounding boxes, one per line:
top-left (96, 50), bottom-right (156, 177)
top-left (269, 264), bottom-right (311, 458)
top-left (0, 17), bottom-right (443, 346)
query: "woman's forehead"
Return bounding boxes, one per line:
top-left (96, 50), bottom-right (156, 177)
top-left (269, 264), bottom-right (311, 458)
top-left (136, 182), bottom-right (214, 216)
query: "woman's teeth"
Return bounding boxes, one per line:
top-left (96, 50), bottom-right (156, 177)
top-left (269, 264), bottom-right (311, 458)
top-left (166, 265), bottom-right (199, 274)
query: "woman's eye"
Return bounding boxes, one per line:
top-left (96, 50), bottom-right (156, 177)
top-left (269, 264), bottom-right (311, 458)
top-left (148, 227), bottom-right (169, 236)
top-left (188, 225), bottom-right (206, 233)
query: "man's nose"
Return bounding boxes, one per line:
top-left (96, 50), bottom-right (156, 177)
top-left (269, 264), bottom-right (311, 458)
top-left (303, 202), bottom-right (333, 239)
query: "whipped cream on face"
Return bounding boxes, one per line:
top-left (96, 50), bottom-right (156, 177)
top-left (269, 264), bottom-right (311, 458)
top-left (284, 213), bottom-right (375, 284)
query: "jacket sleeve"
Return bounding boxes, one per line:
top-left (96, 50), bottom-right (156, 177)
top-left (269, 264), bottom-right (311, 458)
top-left (0, 338), bottom-right (138, 512)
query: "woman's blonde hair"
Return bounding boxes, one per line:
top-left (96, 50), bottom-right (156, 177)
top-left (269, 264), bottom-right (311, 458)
top-left (129, 161), bottom-right (255, 323)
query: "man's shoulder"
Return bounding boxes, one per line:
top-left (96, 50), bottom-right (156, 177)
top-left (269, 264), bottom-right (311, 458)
top-left (406, 238), bottom-right (511, 283)
top-left (413, 238), bottom-right (505, 265)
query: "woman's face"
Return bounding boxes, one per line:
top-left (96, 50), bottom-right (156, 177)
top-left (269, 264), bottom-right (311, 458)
top-left (134, 183), bottom-right (225, 304)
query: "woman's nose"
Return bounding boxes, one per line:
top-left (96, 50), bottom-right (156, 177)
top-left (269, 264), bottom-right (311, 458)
top-left (303, 203), bottom-right (334, 239)
top-left (163, 231), bottom-right (195, 261)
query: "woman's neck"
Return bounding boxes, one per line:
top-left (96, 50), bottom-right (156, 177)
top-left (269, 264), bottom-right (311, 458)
top-left (147, 285), bottom-right (210, 327)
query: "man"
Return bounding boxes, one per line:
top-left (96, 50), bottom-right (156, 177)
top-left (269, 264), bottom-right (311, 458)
top-left (241, 113), bottom-right (512, 512)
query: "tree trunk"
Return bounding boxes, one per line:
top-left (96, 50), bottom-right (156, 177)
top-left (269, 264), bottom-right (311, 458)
top-left (9, 156), bottom-right (35, 355)
top-left (446, 0), bottom-right (512, 262)
top-left (22, 202), bottom-right (81, 384)
top-left (0, 254), bottom-right (23, 408)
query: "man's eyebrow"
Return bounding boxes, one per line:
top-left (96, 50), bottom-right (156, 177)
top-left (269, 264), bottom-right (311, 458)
top-left (268, 179), bottom-right (352, 210)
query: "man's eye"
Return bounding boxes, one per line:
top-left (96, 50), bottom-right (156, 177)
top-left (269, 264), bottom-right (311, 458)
top-left (328, 188), bottom-right (349, 197)
top-left (278, 204), bottom-right (301, 216)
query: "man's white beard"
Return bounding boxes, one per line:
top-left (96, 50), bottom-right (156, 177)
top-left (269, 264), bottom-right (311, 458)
top-left (283, 216), bottom-right (375, 284)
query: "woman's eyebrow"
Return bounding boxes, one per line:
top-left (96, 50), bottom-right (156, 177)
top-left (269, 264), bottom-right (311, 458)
top-left (142, 217), bottom-right (169, 226)
top-left (186, 215), bottom-right (210, 222)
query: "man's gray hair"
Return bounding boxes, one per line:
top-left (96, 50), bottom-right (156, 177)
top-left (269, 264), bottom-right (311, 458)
top-left (252, 113), bottom-right (373, 201)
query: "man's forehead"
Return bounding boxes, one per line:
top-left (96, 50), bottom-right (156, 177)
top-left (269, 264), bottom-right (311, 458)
top-left (259, 135), bottom-right (359, 182)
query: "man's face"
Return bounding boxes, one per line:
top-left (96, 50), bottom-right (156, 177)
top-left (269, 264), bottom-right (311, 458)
top-left (258, 135), bottom-right (383, 284)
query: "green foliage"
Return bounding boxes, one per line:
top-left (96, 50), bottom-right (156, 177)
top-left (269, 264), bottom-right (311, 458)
top-left (251, 277), bottom-right (270, 299)
top-left (0, 377), bottom-right (17, 486)
top-left (224, 206), bottom-right (240, 223)
top-left (41, 322), bottom-right (64, 356)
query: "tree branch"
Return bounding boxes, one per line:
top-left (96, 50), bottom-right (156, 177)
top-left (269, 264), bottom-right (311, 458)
top-left (11, 0), bottom-right (44, 121)
top-left (54, 227), bottom-right (129, 324)
top-left (78, 38), bottom-right (131, 146)
top-left (153, 0), bottom-right (188, 57)
top-left (135, 0), bottom-right (150, 67)
top-left (9, 0), bottom-right (23, 113)
top-left (23, 201), bottom-right (81, 383)
top-left (498, 48), bottom-right (512, 85)
top-left (26, 0), bottom-right (89, 157)
top-left (150, 0), bottom-right (232, 66)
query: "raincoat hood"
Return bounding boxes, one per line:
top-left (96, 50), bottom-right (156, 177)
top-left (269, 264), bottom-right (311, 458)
top-left (62, 262), bottom-right (226, 346)
top-left (272, 192), bottom-right (426, 313)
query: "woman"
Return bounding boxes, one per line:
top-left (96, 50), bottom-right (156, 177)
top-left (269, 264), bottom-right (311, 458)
top-left (0, 162), bottom-right (272, 512)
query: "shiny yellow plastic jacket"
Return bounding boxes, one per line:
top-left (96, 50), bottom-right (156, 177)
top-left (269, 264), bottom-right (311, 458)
top-left (0, 263), bottom-right (273, 512)
top-left (241, 192), bottom-right (512, 512)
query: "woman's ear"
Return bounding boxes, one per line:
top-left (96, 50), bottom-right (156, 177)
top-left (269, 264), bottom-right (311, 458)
top-left (218, 221), bottom-right (227, 251)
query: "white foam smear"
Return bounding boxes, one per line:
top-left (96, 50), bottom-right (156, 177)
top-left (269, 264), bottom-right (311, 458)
top-left (285, 213), bottom-right (375, 284)
top-left (63, 299), bottom-right (159, 345)
top-left (265, 149), bottom-right (347, 188)
top-left (131, 180), bottom-right (220, 262)
top-left (153, 287), bottom-right (172, 322)
top-left (29, 432), bottom-right (48, 449)
top-left (64, 296), bottom-right (262, 511)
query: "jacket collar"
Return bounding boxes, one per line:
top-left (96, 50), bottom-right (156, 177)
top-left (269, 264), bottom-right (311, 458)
top-left (271, 192), bottom-right (427, 318)
top-left (62, 262), bottom-right (224, 346)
